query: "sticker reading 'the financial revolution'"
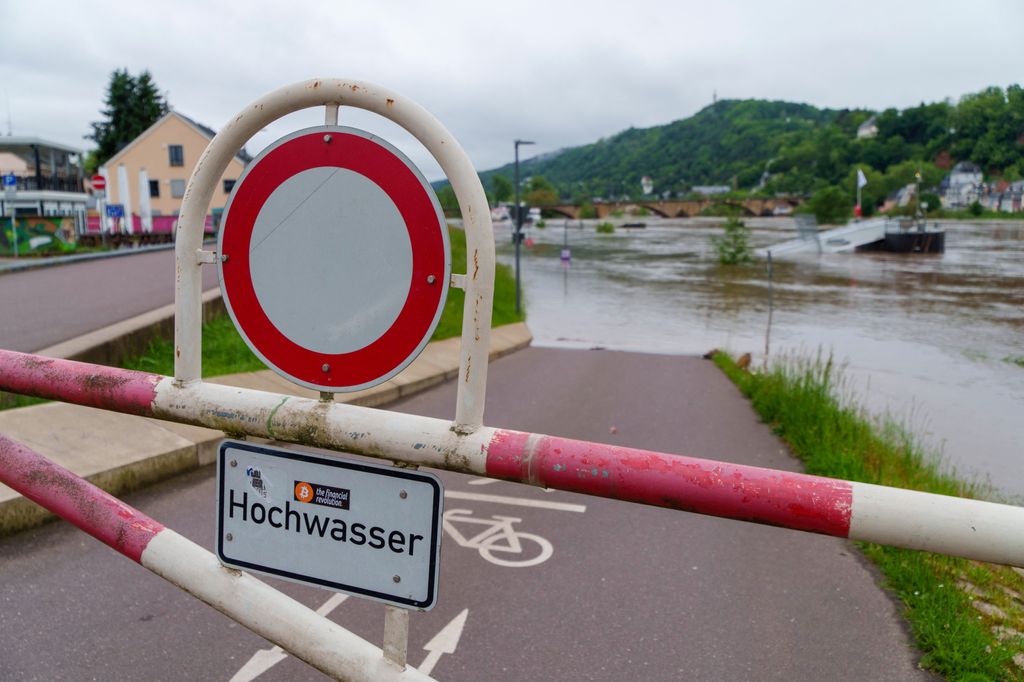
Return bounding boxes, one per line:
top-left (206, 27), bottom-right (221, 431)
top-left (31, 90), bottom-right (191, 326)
top-left (295, 480), bottom-right (350, 510)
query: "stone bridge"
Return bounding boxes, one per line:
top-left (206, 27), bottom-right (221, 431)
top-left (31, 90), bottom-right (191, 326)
top-left (540, 197), bottom-right (803, 220)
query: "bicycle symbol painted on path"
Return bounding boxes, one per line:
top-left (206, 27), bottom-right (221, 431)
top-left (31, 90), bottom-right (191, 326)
top-left (442, 509), bottom-right (554, 568)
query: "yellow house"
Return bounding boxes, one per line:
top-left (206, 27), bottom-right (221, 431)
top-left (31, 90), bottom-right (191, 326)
top-left (101, 109), bottom-right (250, 220)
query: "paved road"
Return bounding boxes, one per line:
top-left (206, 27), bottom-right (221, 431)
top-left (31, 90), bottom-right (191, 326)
top-left (0, 348), bottom-right (931, 680)
top-left (0, 250), bottom-right (218, 353)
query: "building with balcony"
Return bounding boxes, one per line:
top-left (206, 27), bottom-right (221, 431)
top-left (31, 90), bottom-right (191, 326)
top-left (0, 137), bottom-right (88, 254)
top-left (0, 137), bottom-right (88, 227)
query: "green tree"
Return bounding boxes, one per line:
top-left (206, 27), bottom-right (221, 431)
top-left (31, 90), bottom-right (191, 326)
top-left (525, 175), bottom-right (558, 205)
top-left (919, 192), bottom-right (941, 214)
top-left (87, 69), bottom-right (168, 171)
top-left (712, 216), bottom-right (753, 265)
top-left (807, 186), bottom-right (851, 225)
top-left (437, 185), bottom-right (460, 216)
top-left (490, 175), bottom-right (513, 204)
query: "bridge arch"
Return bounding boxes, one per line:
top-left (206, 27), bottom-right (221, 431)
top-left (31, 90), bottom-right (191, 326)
top-left (635, 203), bottom-right (670, 218)
top-left (542, 205), bottom-right (578, 220)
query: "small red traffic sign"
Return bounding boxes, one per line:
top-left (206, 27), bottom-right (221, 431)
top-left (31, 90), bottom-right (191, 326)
top-left (91, 174), bottom-right (106, 191)
top-left (217, 126), bottom-right (450, 392)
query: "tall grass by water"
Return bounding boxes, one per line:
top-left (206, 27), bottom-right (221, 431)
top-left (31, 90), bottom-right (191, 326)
top-left (715, 351), bottom-right (1024, 681)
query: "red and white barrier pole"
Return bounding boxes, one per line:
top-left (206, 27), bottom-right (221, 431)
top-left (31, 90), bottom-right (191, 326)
top-left (1, 349), bottom-right (1022, 568)
top-left (0, 433), bottom-right (432, 682)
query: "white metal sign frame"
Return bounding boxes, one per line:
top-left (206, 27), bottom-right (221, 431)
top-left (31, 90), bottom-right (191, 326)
top-left (174, 78), bottom-right (495, 432)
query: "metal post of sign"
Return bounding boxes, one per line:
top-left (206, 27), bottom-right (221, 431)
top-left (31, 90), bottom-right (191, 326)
top-left (2, 174), bottom-right (16, 258)
top-left (174, 79), bottom-right (495, 432)
top-left (383, 605), bottom-right (410, 669)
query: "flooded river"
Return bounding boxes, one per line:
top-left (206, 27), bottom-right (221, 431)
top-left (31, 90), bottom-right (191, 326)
top-left (494, 217), bottom-right (1024, 501)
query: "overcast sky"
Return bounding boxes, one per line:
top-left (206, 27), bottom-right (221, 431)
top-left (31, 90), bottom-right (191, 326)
top-left (2, 1), bottom-right (1022, 181)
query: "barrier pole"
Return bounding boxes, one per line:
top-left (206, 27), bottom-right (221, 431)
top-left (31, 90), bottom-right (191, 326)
top-left (1, 349), bottom-right (1021, 569)
top-left (0, 433), bottom-right (432, 682)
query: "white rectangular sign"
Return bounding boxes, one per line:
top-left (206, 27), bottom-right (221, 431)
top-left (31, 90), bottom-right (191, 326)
top-left (217, 440), bottom-right (443, 610)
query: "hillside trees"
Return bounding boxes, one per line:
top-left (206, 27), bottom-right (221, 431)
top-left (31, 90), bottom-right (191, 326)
top-left (524, 175), bottom-right (559, 205)
top-left (461, 84), bottom-right (1024, 204)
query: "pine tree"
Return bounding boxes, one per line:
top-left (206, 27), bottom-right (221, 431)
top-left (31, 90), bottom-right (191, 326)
top-left (86, 69), bottom-right (168, 172)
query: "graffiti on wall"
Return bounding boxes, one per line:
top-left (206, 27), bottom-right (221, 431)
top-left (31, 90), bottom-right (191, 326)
top-left (0, 217), bottom-right (76, 256)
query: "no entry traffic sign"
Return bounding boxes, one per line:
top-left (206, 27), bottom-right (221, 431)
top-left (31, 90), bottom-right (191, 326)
top-left (217, 126), bottom-right (450, 392)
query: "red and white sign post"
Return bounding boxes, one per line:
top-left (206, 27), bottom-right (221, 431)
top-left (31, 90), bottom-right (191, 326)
top-left (217, 127), bottom-right (450, 392)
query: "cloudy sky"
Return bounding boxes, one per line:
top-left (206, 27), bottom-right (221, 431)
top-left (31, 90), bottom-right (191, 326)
top-left (2, 1), bottom-right (1022, 180)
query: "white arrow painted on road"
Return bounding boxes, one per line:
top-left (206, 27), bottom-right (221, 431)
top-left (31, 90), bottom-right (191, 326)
top-left (229, 593), bottom-right (349, 681)
top-left (418, 608), bottom-right (469, 676)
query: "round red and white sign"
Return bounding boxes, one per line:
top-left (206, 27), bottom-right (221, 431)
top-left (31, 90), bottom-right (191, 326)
top-left (217, 126), bottom-right (450, 392)
top-left (91, 174), bottom-right (106, 191)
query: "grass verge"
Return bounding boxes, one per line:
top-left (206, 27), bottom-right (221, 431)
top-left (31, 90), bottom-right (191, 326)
top-left (713, 351), bottom-right (1024, 681)
top-left (121, 225), bottom-right (524, 377)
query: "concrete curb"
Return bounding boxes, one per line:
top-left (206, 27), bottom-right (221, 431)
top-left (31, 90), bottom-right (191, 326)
top-left (0, 242), bottom-right (178, 276)
top-left (0, 289), bottom-right (225, 410)
top-left (33, 288), bottom-right (225, 365)
top-left (0, 323), bottom-right (533, 536)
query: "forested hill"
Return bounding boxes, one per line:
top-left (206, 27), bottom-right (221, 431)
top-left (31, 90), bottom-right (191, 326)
top-left (464, 85), bottom-right (1023, 208)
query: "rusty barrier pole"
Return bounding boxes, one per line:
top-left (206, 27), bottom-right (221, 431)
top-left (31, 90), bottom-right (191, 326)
top-left (0, 433), bottom-right (433, 682)
top-left (1, 349), bottom-right (1021, 569)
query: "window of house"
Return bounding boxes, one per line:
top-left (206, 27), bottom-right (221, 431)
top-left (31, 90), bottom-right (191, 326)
top-left (223, 179), bottom-right (236, 194)
top-left (168, 145), bottom-right (184, 167)
top-left (149, 180), bottom-right (160, 198)
top-left (171, 179), bottom-right (186, 198)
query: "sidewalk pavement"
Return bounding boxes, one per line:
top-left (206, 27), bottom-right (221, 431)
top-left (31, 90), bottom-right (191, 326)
top-left (0, 322), bottom-right (533, 535)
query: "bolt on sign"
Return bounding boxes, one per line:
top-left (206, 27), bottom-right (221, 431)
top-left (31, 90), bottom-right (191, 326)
top-left (217, 440), bottom-right (443, 610)
top-left (217, 126), bottom-right (451, 393)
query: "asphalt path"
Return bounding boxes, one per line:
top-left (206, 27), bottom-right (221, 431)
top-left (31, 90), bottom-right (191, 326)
top-left (0, 249), bottom-right (218, 353)
top-left (0, 348), bottom-right (932, 680)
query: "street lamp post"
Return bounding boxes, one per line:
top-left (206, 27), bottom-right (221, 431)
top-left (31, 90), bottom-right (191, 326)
top-left (513, 139), bottom-right (534, 315)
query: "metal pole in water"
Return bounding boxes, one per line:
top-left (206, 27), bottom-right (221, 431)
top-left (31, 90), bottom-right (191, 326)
top-left (513, 139), bottom-right (534, 315)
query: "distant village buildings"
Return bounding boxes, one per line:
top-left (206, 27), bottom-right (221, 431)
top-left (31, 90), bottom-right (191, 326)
top-left (932, 161), bottom-right (1022, 212)
top-left (939, 162), bottom-right (984, 209)
top-left (691, 185), bottom-right (732, 196)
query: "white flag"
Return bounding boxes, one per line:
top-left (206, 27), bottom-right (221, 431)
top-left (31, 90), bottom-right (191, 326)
top-left (856, 169), bottom-right (868, 189)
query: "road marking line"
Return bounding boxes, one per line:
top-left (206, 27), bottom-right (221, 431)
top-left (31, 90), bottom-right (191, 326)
top-left (466, 477), bottom-right (499, 485)
top-left (419, 608), bottom-right (469, 676)
top-left (445, 490), bottom-right (586, 513)
top-left (229, 594), bottom-right (349, 681)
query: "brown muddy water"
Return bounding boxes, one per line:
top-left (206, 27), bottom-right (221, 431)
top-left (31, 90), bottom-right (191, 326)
top-left (495, 217), bottom-right (1024, 501)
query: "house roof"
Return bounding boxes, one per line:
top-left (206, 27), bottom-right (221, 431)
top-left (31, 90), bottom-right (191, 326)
top-left (951, 161), bottom-right (981, 174)
top-left (105, 109), bottom-right (251, 167)
top-left (857, 115), bottom-right (878, 131)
